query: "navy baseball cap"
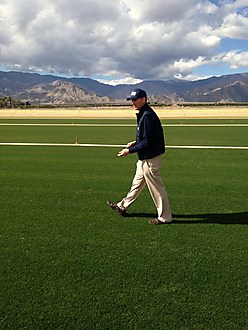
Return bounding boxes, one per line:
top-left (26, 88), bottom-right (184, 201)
top-left (126, 88), bottom-right (147, 101)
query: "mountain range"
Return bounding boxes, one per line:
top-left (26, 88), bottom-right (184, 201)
top-left (0, 70), bottom-right (248, 104)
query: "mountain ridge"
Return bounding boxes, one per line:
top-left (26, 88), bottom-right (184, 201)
top-left (0, 71), bottom-right (248, 103)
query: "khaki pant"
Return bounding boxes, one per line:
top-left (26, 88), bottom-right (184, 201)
top-left (117, 155), bottom-right (172, 222)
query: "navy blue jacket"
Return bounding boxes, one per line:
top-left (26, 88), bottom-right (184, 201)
top-left (128, 103), bottom-right (165, 160)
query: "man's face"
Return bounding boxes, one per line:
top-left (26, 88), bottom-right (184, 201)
top-left (132, 97), bottom-right (146, 110)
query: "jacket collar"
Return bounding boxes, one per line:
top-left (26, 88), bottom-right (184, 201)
top-left (136, 103), bottom-right (149, 120)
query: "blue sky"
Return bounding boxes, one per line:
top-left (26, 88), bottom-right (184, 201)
top-left (0, 0), bottom-right (247, 85)
top-left (195, 38), bottom-right (248, 77)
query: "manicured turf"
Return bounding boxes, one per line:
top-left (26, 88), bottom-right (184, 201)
top-left (1, 119), bottom-right (248, 146)
top-left (0, 119), bottom-right (247, 329)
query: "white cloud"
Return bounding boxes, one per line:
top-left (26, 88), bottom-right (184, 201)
top-left (171, 56), bottom-right (207, 72)
top-left (98, 76), bottom-right (143, 86)
top-left (125, 0), bottom-right (200, 23)
top-left (220, 50), bottom-right (248, 68)
top-left (0, 0), bottom-right (247, 80)
top-left (218, 13), bottom-right (248, 39)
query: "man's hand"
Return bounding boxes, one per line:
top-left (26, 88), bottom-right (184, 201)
top-left (117, 148), bottom-right (130, 157)
top-left (126, 141), bottom-right (136, 148)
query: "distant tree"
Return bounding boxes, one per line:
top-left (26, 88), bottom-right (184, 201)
top-left (0, 96), bottom-right (24, 108)
top-left (6, 96), bottom-right (13, 107)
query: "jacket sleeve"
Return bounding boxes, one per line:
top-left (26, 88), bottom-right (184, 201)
top-left (128, 114), bottom-right (154, 154)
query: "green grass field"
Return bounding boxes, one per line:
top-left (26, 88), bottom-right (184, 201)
top-left (0, 118), bottom-right (247, 329)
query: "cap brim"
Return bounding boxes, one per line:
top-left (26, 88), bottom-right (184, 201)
top-left (126, 96), bottom-right (138, 101)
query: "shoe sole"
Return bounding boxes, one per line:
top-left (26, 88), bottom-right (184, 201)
top-left (107, 201), bottom-right (126, 217)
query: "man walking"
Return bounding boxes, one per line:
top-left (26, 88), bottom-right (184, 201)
top-left (107, 88), bottom-right (172, 225)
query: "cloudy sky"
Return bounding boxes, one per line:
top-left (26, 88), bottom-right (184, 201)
top-left (0, 0), bottom-right (248, 84)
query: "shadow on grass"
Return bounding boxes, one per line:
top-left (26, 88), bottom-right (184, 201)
top-left (125, 212), bottom-right (248, 225)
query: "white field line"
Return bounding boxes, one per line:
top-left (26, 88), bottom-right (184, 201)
top-left (0, 123), bottom-right (248, 127)
top-left (0, 142), bottom-right (247, 150)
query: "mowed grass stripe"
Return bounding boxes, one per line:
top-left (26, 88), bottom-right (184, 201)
top-left (1, 123), bottom-right (247, 146)
top-left (1, 117), bottom-right (248, 126)
top-left (1, 123), bottom-right (248, 127)
top-left (1, 142), bottom-right (248, 149)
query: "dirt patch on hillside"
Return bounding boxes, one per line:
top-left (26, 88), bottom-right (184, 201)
top-left (0, 106), bottom-right (248, 119)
